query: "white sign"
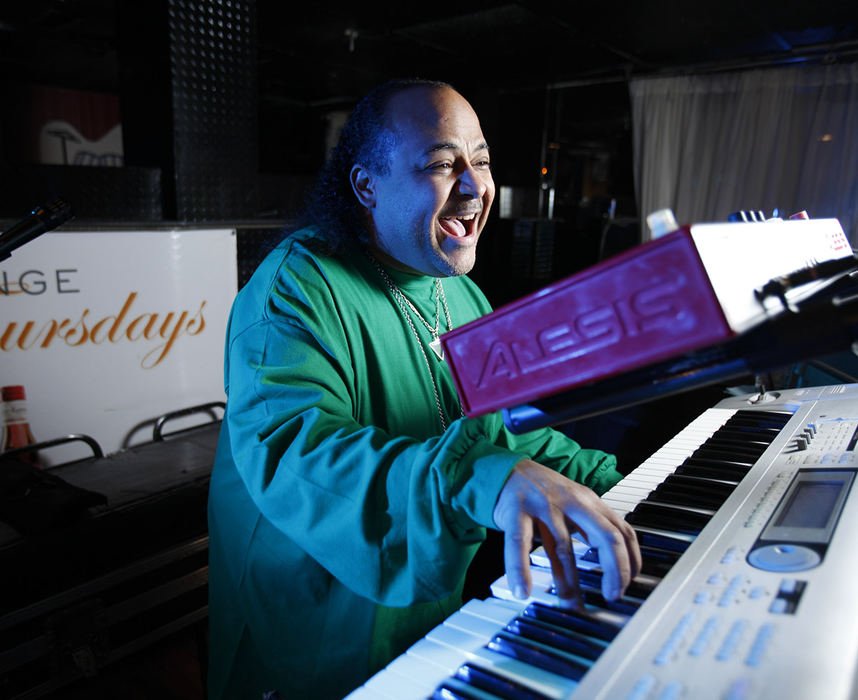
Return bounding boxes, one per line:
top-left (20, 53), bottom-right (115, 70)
top-left (0, 228), bottom-right (237, 464)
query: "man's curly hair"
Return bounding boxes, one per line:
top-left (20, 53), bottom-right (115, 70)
top-left (300, 78), bottom-right (453, 254)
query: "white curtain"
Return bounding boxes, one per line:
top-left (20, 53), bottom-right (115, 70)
top-left (630, 63), bottom-right (858, 244)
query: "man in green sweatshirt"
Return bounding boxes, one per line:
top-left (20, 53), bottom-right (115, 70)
top-left (207, 78), bottom-right (641, 699)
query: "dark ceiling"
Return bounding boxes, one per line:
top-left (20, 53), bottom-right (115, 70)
top-left (255, 0), bottom-right (858, 105)
top-left (1, 0), bottom-right (857, 104)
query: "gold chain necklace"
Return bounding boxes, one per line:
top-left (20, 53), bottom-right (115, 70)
top-left (369, 255), bottom-right (452, 360)
top-left (367, 253), bottom-right (462, 431)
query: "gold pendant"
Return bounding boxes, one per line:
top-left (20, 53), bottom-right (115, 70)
top-left (429, 337), bottom-right (444, 361)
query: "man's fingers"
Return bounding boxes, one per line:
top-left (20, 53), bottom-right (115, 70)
top-left (586, 513), bottom-right (640, 601)
top-left (623, 519), bottom-right (643, 578)
top-left (537, 521), bottom-right (582, 608)
top-left (493, 459), bottom-right (644, 604)
top-left (503, 513), bottom-right (534, 600)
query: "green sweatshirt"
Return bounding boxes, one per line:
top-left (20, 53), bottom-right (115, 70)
top-left (207, 228), bottom-right (623, 699)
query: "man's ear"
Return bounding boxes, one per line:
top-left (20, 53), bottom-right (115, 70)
top-left (350, 164), bottom-right (376, 208)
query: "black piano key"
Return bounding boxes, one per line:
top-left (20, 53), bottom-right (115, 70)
top-left (577, 568), bottom-right (657, 600)
top-left (673, 463), bottom-right (743, 483)
top-left (653, 477), bottom-right (734, 500)
top-left (575, 568), bottom-right (603, 591)
top-left (638, 545), bottom-right (682, 577)
top-left (721, 420), bottom-right (784, 436)
top-left (706, 428), bottom-right (776, 443)
top-left (714, 431), bottom-right (781, 448)
top-left (707, 429), bottom-right (780, 449)
top-left (488, 633), bottom-right (590, 681)
top-left (661, 473), bottom-right (736, 497)
top-left (682, 455), bottom-right (754, 471)
top-left (649, 483), bottom-right (730, 510)
top-left (723, 413), bottom-right (785, 426)
top-left (453, 663), bottom-right (553, 700)
top-left (700, 437), bottom-right (770, 455)
top-left (579, 588), bottom-right (641, 616)
top-left (579, 544), bottom-right (680, 583)
top-left (505, 617), bottom-right (606, 661)
top-left (625, 501), bottom-right (711, 535)
top-left (730, 409), bottom-right (792, 425)
top-left (732, 407), bottom-right (787, 417)
top-left (581, 547), bottom-right (599, 563)
top-left (633, 528), bottom-right (693, 553)
top-left (650, 475), bottom-right (734, 498)
top-left (691, 445), bottom-right (761, 463)
top-left (522, 601), bottom-right (622, 642)
top-left (433, 682), bottom-right (496, 700)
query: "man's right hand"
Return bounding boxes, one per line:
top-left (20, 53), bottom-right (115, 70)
top-left (492, 459), bottom-right (642, 605)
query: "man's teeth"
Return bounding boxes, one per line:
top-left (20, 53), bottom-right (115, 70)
top-left (439, 215), bottom-right (474, 238)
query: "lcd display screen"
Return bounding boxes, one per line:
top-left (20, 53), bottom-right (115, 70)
top-left (775, 481), bottom-right (843, 529)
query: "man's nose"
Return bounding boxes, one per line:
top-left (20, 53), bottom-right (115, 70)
top-left (457, 165), bottom-right (488, 198)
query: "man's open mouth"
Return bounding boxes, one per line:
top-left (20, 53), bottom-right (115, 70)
top-left (439, 212), bottom-right (479, 238)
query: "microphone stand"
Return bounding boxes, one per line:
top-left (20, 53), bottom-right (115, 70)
top-left (0, 198), bottom-right (74, 262)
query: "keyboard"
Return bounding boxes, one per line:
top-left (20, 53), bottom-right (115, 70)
top-left (345, 383), bottom-right (858, 700)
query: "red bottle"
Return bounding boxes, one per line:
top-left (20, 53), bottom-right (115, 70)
top-left (2, 385), bottom-right (40, 467)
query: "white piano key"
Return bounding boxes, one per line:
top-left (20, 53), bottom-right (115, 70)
top-left (608, 482), bottom-right (655, 496)
top-left (491, 571), bottom-right (630, 627)
top-left (606, 486), bottom-right (653, 501)
top-left (608, 479), bottom-right (649, 493)
top-left (637, 456), bottom-right (692, 469)
top-left (385, 651), bottom-right (454, 690)
top-left (626, 462), bottom-right (686, 475)
top-left (365, 662), bottom-right (435, 699)
top-left (408, 634), bottom-right (577, 700)
top-left (443, 608), bottom-right (509, 640)
top-left (602, 491), bottom-right (646, 508)
top-left (427, 622), bottom-right (494, 656)
top-left (458, 597), bottom-right (527, 627)
top-left (649, 446), bottom-right (698, 459)
top-left (407, 636), bottom-right (470, 673)
top-left (600, 502), bottom-right (633, 518)
top-left (342, 685), bottom-right (390, 700)
top-left (491, 568), bottom-right (554, 602)
top-left (532, 546), bottom-right (588, 570)
top-left (606, 487), bottom-right (654, 500)
top-left (492, 573), bottom-right (567, 609)
top-left (601, 494), bottom-right (636, 510)
top-left (437, 677), bottom-right (509, 700)
top-left (572, 538), bottom-right (593, 558)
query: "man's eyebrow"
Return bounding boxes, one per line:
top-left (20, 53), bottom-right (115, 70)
top-left (423, 141), bottom-right (490, 155)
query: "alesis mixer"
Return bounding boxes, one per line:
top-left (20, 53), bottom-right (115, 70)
top-left (347, 384), bottom-right (858, 700)
top-left (440, 217), bottom-right (857, 430)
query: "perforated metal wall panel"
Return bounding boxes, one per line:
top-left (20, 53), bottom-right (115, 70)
top-left (236, 225), bottom-right (289, 288)
top-left (168, 0), bottom-right (259, 220)
top-left (0, 165), bottom-right (163, 221)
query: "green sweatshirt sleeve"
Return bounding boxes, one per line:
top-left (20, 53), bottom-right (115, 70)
top-left (496, 423), bottom-right (624, 496)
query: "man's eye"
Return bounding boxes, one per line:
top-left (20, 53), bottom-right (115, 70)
top-left (430, 162), bottom-right (453, 170)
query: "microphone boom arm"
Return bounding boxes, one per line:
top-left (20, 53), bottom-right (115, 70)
top-left (0, 198), bottom-right (74, 262)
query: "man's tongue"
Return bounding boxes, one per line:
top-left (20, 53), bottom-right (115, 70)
top-left (440, 216), bottom-right (467, 238)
